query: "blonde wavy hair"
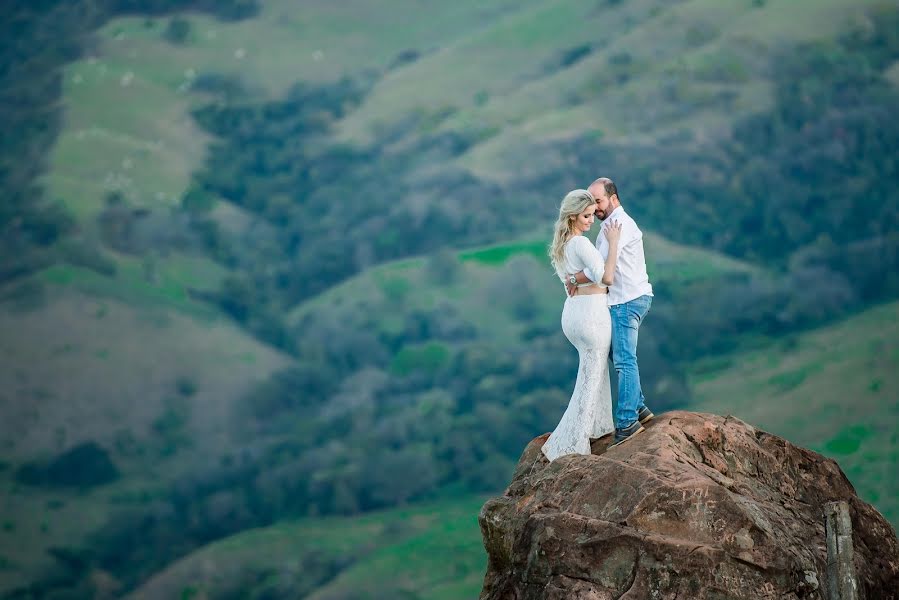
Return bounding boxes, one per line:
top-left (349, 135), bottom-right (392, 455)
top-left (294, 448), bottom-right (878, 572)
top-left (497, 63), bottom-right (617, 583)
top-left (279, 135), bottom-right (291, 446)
top-left (548, 188), bottom-right (596, 277)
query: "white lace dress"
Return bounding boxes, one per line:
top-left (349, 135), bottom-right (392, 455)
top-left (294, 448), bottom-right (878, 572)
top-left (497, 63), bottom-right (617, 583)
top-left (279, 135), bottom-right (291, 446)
top-left (542, 235), bottom-right (614, 462)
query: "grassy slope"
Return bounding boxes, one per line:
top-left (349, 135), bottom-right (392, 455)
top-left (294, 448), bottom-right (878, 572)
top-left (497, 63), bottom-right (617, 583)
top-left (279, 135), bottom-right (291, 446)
top-left (687, 301), bottom-right (899, 528)
top-left (286, 229), bottom-right (757, 397)
top-left (6, 0), bottom-right (894, 593)
top-left (0, 284), bottom-right (290, 462)
top-left (333, 0), bottom-right (891, 178)
top-left (288, 229), bottom-right (756, 325)
top-left (41, 0), bottom-right (554, 341)
top-left (0, 226), bottom-right (753, 593)
top-left (0, 285), bottom-right (291, 591)
top-left (45, 0), bottom-right (548, 220)
top-left (127, 303), bottom-right (899, 600)
top-left (127, 494), bottom-right (491, 600)
top-left (0, 0), bottom-right (457, 588)
top-left (46, 0), bottom-right (891, 221)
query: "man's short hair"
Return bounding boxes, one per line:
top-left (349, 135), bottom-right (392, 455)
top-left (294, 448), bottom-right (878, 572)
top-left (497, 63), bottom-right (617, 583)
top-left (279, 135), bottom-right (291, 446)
top-left (591, 177), bottom-right (618, 200)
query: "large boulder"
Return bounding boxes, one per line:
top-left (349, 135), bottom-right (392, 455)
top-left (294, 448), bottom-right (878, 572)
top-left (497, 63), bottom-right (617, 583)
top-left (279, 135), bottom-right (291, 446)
top-left (478, 411), bottom-right (899, 599)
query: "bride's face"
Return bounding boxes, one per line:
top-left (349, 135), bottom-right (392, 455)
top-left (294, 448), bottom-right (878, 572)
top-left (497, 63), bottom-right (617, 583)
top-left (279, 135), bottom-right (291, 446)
top-left (571, 203), bottom-right (597, 234)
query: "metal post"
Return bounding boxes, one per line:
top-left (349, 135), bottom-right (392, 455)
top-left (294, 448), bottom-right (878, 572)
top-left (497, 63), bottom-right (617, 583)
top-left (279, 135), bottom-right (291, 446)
top-left (825, 501), bottom-right (858, 600)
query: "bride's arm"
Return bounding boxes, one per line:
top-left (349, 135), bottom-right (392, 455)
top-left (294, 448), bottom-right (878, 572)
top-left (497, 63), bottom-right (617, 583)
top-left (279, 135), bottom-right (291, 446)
top-left (571, 224), bottom-right (621, 286)
top-left (568, 224), bottom-right (622, 287)
top-left (570, 233), bottom-right (609, 285)
top-left (565, 267), bottom-right (591, 296)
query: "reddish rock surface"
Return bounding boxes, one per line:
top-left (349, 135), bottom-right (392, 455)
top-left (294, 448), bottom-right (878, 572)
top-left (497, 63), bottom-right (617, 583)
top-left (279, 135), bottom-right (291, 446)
top-left (478, 411), bottom-right (899, 599)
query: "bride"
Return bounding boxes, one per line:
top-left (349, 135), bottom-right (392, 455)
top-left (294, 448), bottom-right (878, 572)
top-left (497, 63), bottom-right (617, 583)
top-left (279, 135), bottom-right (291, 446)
top-left (542, 189), bottom-right (621, 462)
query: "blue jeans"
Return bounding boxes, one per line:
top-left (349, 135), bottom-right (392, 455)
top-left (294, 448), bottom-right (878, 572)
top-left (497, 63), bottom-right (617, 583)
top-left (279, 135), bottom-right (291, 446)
top-left (610, 294), bottom-right (652, 429)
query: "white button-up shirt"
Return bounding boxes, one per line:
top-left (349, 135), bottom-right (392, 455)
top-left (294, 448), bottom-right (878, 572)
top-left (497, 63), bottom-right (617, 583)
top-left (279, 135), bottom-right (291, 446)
top-left (584, 206), bottom-right (653, 306)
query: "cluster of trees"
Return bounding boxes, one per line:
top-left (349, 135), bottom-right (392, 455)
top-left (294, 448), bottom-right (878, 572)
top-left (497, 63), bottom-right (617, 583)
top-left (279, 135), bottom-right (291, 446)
top-left (189, 79), bottom-right (515, 342)
top-left (1, 1), bottom-right (79, 282)
top-left (182, 77), bottom-right (523, 350)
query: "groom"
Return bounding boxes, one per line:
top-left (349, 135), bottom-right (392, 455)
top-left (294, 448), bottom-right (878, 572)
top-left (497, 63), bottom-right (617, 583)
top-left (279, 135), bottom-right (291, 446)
top-left (566, 177), bottom-right (654, 447)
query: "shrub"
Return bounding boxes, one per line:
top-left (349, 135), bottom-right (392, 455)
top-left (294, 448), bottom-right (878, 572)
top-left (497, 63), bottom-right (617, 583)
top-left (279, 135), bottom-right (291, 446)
top-left (175, 375), bottom-right (198, 397)
top-left (16, 442), bottom-right (119, 488)
top-left (163, 17), bottom-right (191, 44)
top-left (0, 279), bottom-right (46, 311)
top-left (181, 185), bottom-right (215, 214)
top-left (388, 48), bottom-right (421, 70)
top-left (390, 342), bottom-right (451, 376)
top-left (58, 239), bottom-right (117, 276)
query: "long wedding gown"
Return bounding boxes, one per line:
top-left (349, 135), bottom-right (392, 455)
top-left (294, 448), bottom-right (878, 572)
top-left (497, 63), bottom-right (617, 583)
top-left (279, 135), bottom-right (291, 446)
top-left (542, 234), bottom-right (614, 462)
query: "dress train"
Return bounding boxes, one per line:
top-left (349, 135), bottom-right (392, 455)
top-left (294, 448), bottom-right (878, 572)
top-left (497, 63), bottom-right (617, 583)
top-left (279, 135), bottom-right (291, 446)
top-left (541, 294), bottom-right (613, 462)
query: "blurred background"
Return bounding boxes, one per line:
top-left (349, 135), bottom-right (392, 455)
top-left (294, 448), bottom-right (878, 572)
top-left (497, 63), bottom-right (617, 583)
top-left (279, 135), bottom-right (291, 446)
top-left (1, 0), bottom-right (897, 597)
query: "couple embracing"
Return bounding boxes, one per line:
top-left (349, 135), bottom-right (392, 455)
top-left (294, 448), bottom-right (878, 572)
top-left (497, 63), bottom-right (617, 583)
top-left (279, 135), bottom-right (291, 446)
top-left (542, 178), bottom-right (654, 462)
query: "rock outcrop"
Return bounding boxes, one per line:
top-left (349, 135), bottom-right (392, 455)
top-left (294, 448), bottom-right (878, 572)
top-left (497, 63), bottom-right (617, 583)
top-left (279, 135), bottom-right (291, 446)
top-left (479, 411), bottom-right (899, 599)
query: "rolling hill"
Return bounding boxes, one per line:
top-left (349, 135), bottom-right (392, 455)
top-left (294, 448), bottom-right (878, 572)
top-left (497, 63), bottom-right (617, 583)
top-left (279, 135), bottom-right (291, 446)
top-left (116, 302), bottom-right (898, 600)
top-left (1, 0), bottom-right (897, 596)
top-left (126, 494), bottom-right (490, 600)
top-left (0, 284), bottom-right (291, 591)
top-left (0, 220), bottom-right (762, 594)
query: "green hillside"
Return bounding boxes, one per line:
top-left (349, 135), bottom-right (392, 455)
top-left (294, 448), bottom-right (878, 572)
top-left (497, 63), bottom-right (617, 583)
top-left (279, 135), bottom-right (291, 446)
top-left (0, 285), bottom-right (291, 591)
top-left (47, 0), bottom-right (547, 219)
top-left (32, 0), bottom-right (899, 327)
top-left (286, 229), bottom-right (756, 363)
top-left (127, 494), bottom-right (490, 599)
top-left (2, 0), bottom-right (897, 596)
top-left (124, 302), bottom-right (898, 600)
top-left (0, 226), bottom-right (755, 594)
top-left (44, 0), bottom-right (897, 227)
top-left (337, 0), bottom-right (892, 175)
top-left (688, 301), bottom-right (899, 526)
